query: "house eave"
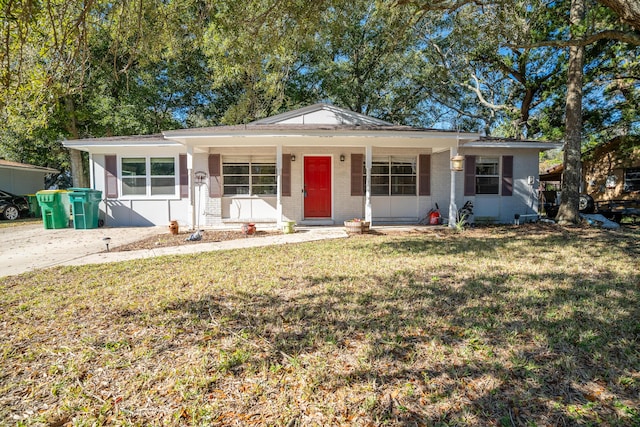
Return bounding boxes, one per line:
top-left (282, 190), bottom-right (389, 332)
top-left (461, 141), bottom-right (564, 150)
top-left (62, 135), bottom-right (183, 152)
top-left (0, 161), bottom-right (59, 174)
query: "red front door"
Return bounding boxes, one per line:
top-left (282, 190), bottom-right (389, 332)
top-left (304, 156), bottom-right (332, 218)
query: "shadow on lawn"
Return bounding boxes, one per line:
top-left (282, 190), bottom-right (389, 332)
top-left (166, 229), bottom-right (640, 426)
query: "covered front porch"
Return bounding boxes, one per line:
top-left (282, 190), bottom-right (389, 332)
top-left (162, 127), bottom-right (478, 229)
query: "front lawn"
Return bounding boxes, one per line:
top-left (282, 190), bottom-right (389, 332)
top-left (1, 225), bottom-right (638, 426)
top-left (0, 217), bottom-right (41, 229)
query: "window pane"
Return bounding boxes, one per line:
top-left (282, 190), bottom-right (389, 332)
top-left (223, 164), bottom-right (250, 175)
top-left (252, 175), bottom-right (277, 185)
top-left (251, 163), bottom-right (276, 175)
top-left (371, 176), bottom-right (390, 186)
top-left (391, 176), bottom-right (416, 195)
top-left (224, 185), bottom-right (250, 195)
top-left (252, 185), bottom-right (277, 195)
top-left (122, 177), bottom-right (146, 195)
top-left (371, 185), bottom-right (389, 195)
top-left (392, 176), bottom-right (417, 185)
top-left (150, 157), bottom-right (175, 176)
top-left (225, 176), bottom-right (250, 185)
top-left (476, 176), bottom-right (499, 194)
top-left (151, 177), bottom-right (176, 195)
top-left (391, 164), bottom-right (415, 175)
top-left (122, 158), bottom-right (145, 176)
top-left (371, 163), bottom-right (390, 175)
top-left (624, 167), bottom-right (640, 192)
top-left (391, 157), bottom-right (416, 175)
top-left (476, 157), bottom-right (499, 176)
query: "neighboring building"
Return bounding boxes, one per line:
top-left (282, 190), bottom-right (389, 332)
top-left (0, 159), bottom-right (59, 195)
top-left (63, 103), bottom-right (561, 228)
top-left (582, 136), bottom-right (640, 202)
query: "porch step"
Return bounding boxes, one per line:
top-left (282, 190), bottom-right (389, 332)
top-left (299, 219), bottom-right (336, 226)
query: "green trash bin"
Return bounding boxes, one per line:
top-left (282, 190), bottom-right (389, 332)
top-left (36, 190), bottom-right (70, 229)
top-left (68, 188), bottom-right (102, 229)
top-left (26, 194), bottom-right (41, 218)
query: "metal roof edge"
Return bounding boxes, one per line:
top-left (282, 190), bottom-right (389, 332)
top-left (0, 159), bottom-right (59, 174)
top-left (63, 134), bottom-right (181, 149)
top-left (461, 140), bottom-right (564, 150)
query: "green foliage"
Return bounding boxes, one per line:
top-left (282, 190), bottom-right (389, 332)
top-left (0, 0), bottom-right (638, 173)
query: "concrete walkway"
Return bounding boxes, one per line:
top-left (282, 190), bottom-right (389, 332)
top-left (64, 227), bottom-right (348, 267)
top-left (0, 224), bottom-right (348, 277)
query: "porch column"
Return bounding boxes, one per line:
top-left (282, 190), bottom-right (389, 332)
top-left (365, 145), bottom-right (373, 224)
top-left (448, 146), bottom-right (458, 228)
top-left (187, 146), bottom-right (195, 230)
top-left (89, 153), bottom-right (95, 188)
top-left (276, 144), bottom-right (283, 227)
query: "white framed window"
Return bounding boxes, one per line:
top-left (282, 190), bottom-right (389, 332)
top-left (475, 156), bottom-right (500, 194)
top-left (223, 157), bottom-right (276, 196)
top-left (121, 157), bottom-right (177, 197)
top-left (365, 156), bottom-right (417, 196)
top-left (624, 167), bottom-right (640, 192)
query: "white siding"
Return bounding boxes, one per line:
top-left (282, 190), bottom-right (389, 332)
top-left (456, 148), bottom-right (540, 223)
top-left (92, 149), bottom-right (191, 227)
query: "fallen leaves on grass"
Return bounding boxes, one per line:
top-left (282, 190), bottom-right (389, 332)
top-left (1, 224), bottom-right (639, 426)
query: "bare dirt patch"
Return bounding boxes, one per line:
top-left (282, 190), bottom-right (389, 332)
top-left (113, 229), bottom-right (282, 251)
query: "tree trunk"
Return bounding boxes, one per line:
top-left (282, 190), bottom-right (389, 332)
top-left (65, 96), bottom-right (89, 188)
top-left (556, 0), bottom-right (586, 225)
top-left (597, 0), bottom-right (640, 31)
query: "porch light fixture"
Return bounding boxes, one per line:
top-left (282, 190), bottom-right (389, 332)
top-left (340, 154), bottom-right (345, 162)
top-left (450, 155), bottom-right (465, 171)
top-left (291, 154), bottom-right (296, 162)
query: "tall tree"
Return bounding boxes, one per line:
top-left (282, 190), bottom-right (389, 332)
top-left (556, 0), bottom-right (587, 224)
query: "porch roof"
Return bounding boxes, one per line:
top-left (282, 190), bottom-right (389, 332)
top-left (161, 124), bottom-right (480, 153)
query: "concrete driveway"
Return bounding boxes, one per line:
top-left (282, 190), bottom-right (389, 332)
top-left (0, 223), bottom-right (162, 277)
top-left (0, 223), bottom-right (350, 278)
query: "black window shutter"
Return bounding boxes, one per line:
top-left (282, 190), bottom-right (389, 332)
top-left (464, 155), bottom-right (476, 196)
top-left (418, 154), bottom-right (431, 196)
top-left (208, 154), bottom-right (221, 197)
top-left (351, 154), bottom-right (364, 196)
top-left (502, 155), bottom-right (514, 196)
top-left (179, 154), bottom-right (188, 198)
top-left (282, 154), bottom-right (291, 197)
top-left (104, 155), bottom-right (118, 198)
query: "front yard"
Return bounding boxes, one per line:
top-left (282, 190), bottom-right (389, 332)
top-left (1, 225), bottom-right (639, 426)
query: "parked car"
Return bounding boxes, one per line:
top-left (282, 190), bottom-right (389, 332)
top-left (0, 190), bottom-right (30, 220)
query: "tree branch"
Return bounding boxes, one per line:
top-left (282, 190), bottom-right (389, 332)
top-left (394, 0), bottom-right (488, 12)
top-left (463, 74), bottom-right (519, 113)
top-left (512, 29), bottom-right (640, 47)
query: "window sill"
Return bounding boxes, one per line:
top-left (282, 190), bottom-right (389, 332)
top-left (119, 195), bottom-right (181, 201)
top-left (223, 195), bottom-right (277, 198)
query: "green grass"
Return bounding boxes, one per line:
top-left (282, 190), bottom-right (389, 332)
top-left (1, 225), bottom-right (639, 426)
top-left (0, 217), bottom-right (41, 229)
